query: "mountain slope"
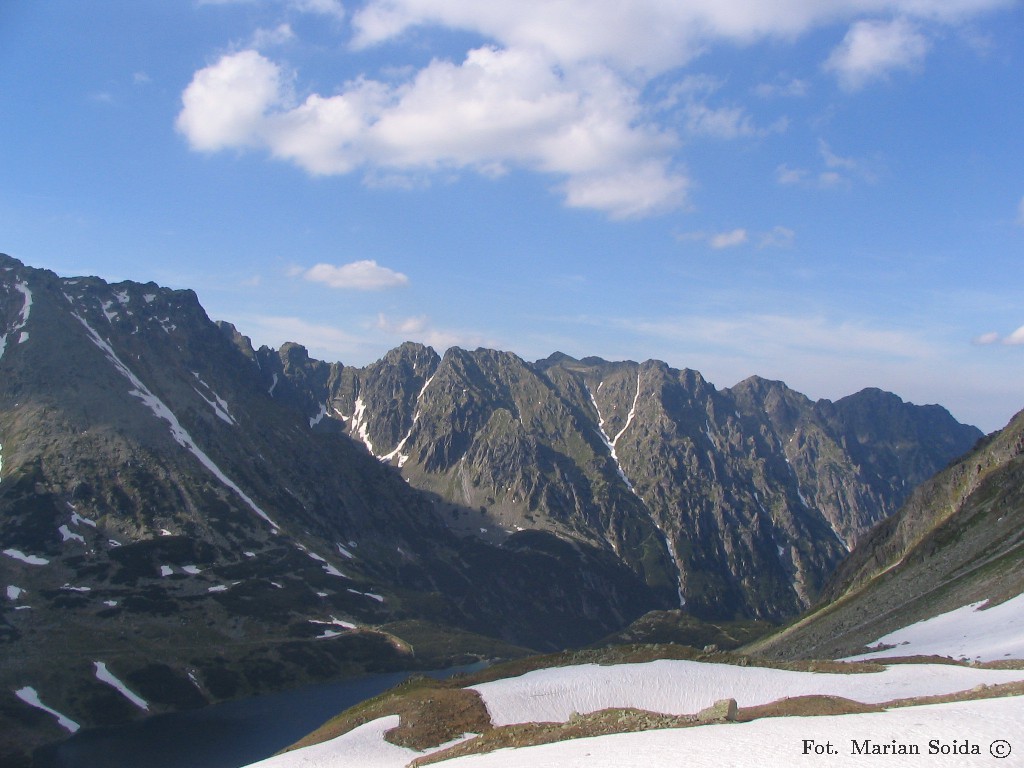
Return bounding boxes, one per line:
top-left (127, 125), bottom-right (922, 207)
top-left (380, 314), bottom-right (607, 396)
top-left (748, 407), bottom-right (1024, 661)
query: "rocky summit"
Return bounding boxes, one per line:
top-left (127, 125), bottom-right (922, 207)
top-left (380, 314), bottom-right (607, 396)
top-left (0, 254), bottom-right (982, 760)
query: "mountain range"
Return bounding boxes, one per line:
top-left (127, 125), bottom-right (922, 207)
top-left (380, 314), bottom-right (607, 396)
top-left (261, 333), bottom-right (981, 620)
top-left (0, 253), bottom-right (984, 762)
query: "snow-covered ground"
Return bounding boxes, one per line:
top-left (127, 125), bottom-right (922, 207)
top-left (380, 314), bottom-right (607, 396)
top-left (843, 593), bottom-right (1024, 663)
top-left (433, 696), bottom-right (1024, 768)
top-left (467, 659), bottom-right (1024, 727)
top-left (243, 694), bottom-right (1024, 768)
top-left (242, 659), bottom-right (1024, 768)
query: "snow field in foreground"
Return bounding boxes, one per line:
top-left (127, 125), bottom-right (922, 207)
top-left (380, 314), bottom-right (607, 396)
top-left (435, 695), bottom-right (1024, 768)
top-left (467, 659), bottom-right (1024, 726)
top-left (245, 715), bottom-right (474, 768)
top-left (244, 695), bottom-right (1024, 768)
top-left (844, 592), bottom-right (1024, 663)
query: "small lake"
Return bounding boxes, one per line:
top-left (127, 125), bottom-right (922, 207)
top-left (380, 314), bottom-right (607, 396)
top-left (34, 663), bottom-right (486, 768)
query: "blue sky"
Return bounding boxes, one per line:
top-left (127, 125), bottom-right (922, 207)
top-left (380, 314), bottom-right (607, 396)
top-left (1, 0), bottom-right (1022, 432)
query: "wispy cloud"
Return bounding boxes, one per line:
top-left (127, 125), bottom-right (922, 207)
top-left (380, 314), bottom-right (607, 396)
top-left (677, 226), bottom-right (792, 250)
top-left (374, 313), bottom-right (428, 335)
top-left (290, 0), bottom-right (344, 19)
top-left (232, 313), bottom-right (367, 361)
top-left (776, 140), bottom-right (876, 188)
top-left (300, 261), bottom-right (409, 290)
top-left (975, 326), bottom-right (1024, 346)
top-left (759, 226), bottom-right (796, 249)
top-left (710, 229), bottom-right (748, 249)
top-left (374, 313), bottom-right (497, 351)
top-left (615, 312), bottom-right (935, 361)
top-left (754, 77), bottom-right (809, 99)
top-left (250, 23), bottom-right (295, 49)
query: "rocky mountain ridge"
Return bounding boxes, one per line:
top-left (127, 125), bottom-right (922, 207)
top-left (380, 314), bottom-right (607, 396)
top-left (260, 338), bottom-right (982, 620)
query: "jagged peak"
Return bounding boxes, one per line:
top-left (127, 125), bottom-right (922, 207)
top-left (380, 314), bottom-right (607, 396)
top-left (217, 321), bottom-right (257, 362)
top-left (279, 341), bottom-right (311, 363)
top-left (729, 374), bottom-right (794, 395)
top-left (379, 340), bottom-right (440, 368)
top-left (833, 386), bottom-right (907, 408)
top-left (535, 351), bottom-right (580, 369)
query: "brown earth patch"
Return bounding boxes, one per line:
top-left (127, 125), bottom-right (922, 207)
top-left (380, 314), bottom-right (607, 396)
top-left (411, 708), bottom-right (701, 767)
top-left (279, 676), bottom-right (491, 755)
top-left (736, 695), bottom-right (883, 721)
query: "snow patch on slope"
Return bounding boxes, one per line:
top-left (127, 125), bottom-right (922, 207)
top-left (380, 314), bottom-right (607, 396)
top-left (309, 402), bottom-right (328, 428)
top-left (94, 661), bottom-right (150, 711)
top-left (3, 549), bottom-right (49, 566)
top-left (14, 687), bottom-right (80, 733)
top-left (1, 282), bottom-right (33, 360)
top-left (71, 312), bottom-right (280, 532)
top-left (58, 525), bottom-right (86, 544)
top-left (587, 374), bottom-right (685, 608)
top-left (349, 397), bottom-right (375, 455)
top-left (13, 282), bottom-right (32, 338)
top-left (843, 593), bottom-right (1024, 663)
top-left (192, 372), bottom-right (236, 425)
top-left (381, 373), bottom-right (435, 467)
top-left (586, 372), bottom-right (644, 491)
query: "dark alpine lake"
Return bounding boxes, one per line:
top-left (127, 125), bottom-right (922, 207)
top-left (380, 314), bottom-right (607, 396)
top-left (34, 663), bottom-right (486, 768)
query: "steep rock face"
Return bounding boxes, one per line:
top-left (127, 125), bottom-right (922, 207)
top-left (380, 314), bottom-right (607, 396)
top-left (749, 408), bottom-right (1024, 661)
top-left (0, 255), bottom-right (656, 760)
top-left (270, 345), bottom-right (981, 622)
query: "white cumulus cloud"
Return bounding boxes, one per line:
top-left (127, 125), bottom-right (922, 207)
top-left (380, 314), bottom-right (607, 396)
top-left (177, 47), bottom-right (689, 218)
top-left (301, 261), bottom-right (409, 290)
top-left (176, 50), bottom-right (283, 151)
top-left (825, 18), bottom-right (931, 90)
